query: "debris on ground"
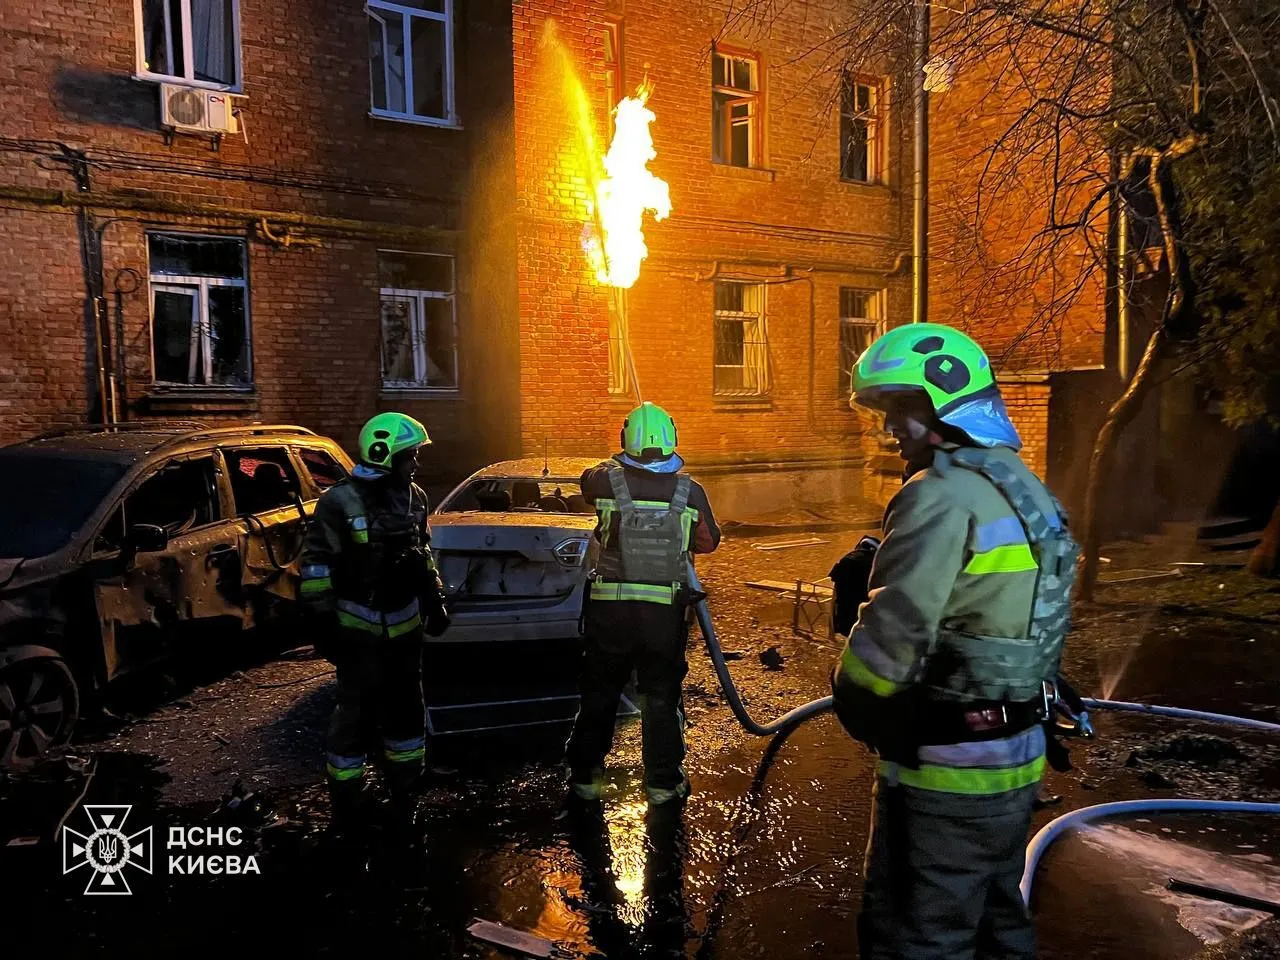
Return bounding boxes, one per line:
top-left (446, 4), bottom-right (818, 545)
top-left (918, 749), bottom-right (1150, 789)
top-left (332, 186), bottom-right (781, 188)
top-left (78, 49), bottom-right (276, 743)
top-left (759, 646), bottom-right (786, 671)
top-left (466, 919), bottom-right (559, 957)
top-left (1190, 918), bottom-right (1280, 960)
top-left (750, 537), bottom-right (831, 551)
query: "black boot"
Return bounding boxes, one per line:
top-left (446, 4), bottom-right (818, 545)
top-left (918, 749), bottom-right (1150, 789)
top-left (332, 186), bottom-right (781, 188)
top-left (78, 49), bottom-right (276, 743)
top-left (383, 762), bottom-right (425, 847)
top-left (328, 776), bottom-right (375, 840)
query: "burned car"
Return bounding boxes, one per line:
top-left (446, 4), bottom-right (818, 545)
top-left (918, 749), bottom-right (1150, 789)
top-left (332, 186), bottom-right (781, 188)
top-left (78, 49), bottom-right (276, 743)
top-left (428, 458), bottom-right (604, 645)
top-left (0, 422), bottom-right (353, 769)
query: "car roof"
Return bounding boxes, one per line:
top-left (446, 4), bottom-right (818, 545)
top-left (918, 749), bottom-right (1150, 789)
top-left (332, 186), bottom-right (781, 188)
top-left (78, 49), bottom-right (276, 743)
top-left (466, 457), bottom-right (605, 480)
top-left (5, 422), bottom-right (333, 466)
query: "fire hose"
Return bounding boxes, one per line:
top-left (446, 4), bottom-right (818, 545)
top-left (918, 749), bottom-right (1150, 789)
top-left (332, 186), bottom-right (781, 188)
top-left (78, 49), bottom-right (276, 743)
top-left (686, 560), bottom-right (1280, 910)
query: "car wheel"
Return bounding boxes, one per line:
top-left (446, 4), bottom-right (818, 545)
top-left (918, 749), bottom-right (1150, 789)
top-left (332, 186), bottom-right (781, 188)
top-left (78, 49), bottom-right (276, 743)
top-left (0, 654), bottom-right (80, 771)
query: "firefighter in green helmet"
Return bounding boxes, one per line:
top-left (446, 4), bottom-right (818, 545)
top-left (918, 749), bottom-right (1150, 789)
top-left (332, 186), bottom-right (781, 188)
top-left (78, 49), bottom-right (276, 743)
top-left (299, 412), bottom-right (452, 833)
top-left (830, 323), bottom-right (1080, 960)
top-left (565, 401), bottom-right (721, 806)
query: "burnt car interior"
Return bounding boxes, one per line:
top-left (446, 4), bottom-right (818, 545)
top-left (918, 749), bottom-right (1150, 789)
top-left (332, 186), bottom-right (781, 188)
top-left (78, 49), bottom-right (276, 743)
top-left (442, 479), bottom-right (594, 515)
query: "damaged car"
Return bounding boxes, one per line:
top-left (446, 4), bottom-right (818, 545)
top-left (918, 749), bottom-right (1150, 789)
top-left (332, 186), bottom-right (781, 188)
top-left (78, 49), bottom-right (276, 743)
top-left (428, 457), bottom-right (604, 645)
top-left (0, 421), bottom-right (353, 770)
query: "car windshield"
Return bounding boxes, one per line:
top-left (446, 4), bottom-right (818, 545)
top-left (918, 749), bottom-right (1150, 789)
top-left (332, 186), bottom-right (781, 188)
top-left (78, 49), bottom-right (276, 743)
top-left (0, 452), bottom-right (129, 558)
top-left (438, 478), bottom-right (595, 515)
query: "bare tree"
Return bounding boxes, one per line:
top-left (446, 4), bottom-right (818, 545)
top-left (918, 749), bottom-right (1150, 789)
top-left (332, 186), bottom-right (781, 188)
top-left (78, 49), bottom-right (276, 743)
top-left (723, 0), bottom-right (1280, 598)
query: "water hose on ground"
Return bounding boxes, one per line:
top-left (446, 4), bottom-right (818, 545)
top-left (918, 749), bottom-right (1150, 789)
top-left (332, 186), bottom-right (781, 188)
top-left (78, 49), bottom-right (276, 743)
top-left (1080, 698), bottom-right (1280, 734)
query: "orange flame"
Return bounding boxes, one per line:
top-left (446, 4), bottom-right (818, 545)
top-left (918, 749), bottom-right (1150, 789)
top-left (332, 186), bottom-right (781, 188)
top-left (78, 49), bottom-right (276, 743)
top-left (587, 84), bottom-right (671, 289)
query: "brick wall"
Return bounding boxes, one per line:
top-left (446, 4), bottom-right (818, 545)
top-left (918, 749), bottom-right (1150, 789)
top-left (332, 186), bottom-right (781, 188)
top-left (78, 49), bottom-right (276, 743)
top-left (0, 0), bottom-right (520, 486)
top-left (513, 0), bottom-right (913, 492)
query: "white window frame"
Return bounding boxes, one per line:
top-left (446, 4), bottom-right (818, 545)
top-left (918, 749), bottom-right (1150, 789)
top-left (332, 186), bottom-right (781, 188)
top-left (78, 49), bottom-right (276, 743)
top-left (713, 281), bottom-right (770, 397)
top-left (133, 0), bottom-right (244, 92)
top-left (712, 50), bottom-right (761, 168)
top-left (840, 75), bottom-right (886, 185)
top-left (378, 252), bottom-right (459, 393)
top-left (367, 0), bottom-right (458, 128)
top-left (839, 288), bottom-right (885, 394)
top-left (147, 233), bottom-right (252, 388)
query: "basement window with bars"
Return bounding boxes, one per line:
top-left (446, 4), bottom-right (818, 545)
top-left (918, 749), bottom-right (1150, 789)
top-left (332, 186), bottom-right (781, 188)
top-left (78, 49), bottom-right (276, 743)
top-left (839, 288), bottom-right (884, 394)
top-left (841, 74), bottom-right (885, 184)
top-left (379, 252), bottom-right (459, 392)
top-left (712, 50), bottom-right (761, 168)
top-left (137, 0), bottom-right (242, 89)
top-left (148, 234), bottom-right (251, 388)
top-left (368, 0), bottom-right (456, 126)
top-left (714, 281), bottom-right (770, 397)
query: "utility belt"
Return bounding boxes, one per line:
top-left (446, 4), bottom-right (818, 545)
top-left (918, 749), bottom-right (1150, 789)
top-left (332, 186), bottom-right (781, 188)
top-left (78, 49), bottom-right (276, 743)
top-left (915, 695), bottom-right (1048, 745)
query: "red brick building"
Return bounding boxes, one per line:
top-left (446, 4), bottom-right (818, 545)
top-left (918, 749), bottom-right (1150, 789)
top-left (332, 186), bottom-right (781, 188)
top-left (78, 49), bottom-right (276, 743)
top-left (0, 0), bottom-right (520, 489)
top-left (1, 0), bottom-right (1108, 514)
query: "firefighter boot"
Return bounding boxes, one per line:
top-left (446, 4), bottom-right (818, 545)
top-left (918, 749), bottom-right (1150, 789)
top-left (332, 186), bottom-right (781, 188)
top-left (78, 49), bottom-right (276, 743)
top-left (327, 776), bottom-right (376, 841)
top-left (384, 760), bottom-right (425, 849)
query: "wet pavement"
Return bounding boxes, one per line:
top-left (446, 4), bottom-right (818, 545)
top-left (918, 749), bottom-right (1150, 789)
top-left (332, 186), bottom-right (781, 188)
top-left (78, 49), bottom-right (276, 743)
top-left (7, 530), bottom-right (1280, 958)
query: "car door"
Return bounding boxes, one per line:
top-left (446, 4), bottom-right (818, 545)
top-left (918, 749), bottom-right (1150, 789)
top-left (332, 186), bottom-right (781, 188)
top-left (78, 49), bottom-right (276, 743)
top-left (219, 444), bottom-right (311, 620)
top-left (91, 451), bottom-right (246, 679)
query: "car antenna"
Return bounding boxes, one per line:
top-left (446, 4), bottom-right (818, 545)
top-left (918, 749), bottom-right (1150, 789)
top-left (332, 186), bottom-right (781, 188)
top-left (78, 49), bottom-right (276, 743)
top-left (542, 438), bottom-right (549, 478)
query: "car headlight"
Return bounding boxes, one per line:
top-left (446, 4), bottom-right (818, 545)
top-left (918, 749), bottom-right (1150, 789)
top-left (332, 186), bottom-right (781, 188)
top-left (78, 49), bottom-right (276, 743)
top-left (553, 537), bottom-right (590, 567)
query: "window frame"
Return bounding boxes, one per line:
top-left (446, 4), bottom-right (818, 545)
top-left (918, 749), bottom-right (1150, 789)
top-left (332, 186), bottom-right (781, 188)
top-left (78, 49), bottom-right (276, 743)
top-left (840, 73), bottom-right (887, 185)
top-left (367, 0), bottom-right (458, 128)
top-left (378, 250), bottom-right (460, 394)
top-left (220, 444), bottom-right (306, 517)
top-left (133, 0), bottom-right (244, 93)
top-left (146, 232), bottom-right (252, 390)
top-left (711, 46), bottom-right (763, 169)
top-left (712, 280), bottom-right (770, 398)
top-left (839, 287), bottom-right (886, 395)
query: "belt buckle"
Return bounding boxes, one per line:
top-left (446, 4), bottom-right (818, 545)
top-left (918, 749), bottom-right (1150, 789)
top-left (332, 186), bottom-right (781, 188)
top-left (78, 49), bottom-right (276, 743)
top-left (965, 705), bottom-right (1007, 732)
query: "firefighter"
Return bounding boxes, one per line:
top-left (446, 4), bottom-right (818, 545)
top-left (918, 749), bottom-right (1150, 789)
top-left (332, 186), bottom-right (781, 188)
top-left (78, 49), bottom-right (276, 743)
top-left (830, 323), bottom-right (1079, 960)
top-left (299, 412), bottom-right (452, 831)
top-left (565, 401), bottom-right (721, 805)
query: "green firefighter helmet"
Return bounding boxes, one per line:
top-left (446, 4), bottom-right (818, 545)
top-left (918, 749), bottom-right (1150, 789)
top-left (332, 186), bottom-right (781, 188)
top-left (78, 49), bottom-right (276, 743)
top-left (850, 322), bottom-right (1022, 450)
top-left (358, 412), bottom-right (430, 470)
top-left (621, 401), bottom-right (677, 460)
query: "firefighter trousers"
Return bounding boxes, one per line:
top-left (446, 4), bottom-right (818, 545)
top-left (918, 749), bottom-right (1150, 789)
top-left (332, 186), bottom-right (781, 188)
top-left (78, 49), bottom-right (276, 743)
top-left (858, 776), bottom-right (1039, 960)
top-left (324, 625), bottom-right (427, 789)
top-left (565, 597), bottom-right (690, 791)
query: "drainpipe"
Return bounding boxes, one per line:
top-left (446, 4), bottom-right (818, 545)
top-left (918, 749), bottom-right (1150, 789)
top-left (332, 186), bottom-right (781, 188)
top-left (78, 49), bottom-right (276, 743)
top-left (912, 0), bottom-right (930, 324)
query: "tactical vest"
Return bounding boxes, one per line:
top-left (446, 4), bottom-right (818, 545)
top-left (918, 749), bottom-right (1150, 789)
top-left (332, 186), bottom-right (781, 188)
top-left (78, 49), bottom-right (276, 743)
top-left (591, 464), bottom-right (697, 605)
top-left (928, 447), bottom-right (1080, 703)
top-left (327, 478), bottom-right (430, 614)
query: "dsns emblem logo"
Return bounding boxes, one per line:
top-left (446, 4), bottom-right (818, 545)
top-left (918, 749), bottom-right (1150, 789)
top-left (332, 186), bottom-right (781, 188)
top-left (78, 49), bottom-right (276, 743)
top-left (62, 805), bottom-right (154, 895)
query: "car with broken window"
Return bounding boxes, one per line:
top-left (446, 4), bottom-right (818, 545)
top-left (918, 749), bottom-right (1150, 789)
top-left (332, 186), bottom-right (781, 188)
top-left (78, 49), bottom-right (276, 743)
top-left (0, 421), bottom-right (354, 770)
top-left (427, 458), bottom-right (604, 647)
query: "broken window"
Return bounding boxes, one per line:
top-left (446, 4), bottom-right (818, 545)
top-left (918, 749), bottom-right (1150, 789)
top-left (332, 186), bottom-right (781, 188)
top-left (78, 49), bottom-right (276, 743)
top-left (714, 281), bottom-right (770, 396)
top-left (841, 74), bottom-right (884, 183)
top-left (379, 251), bottom-right (459, 391)
top-left (0, 452), bottom-right (128, 559)
top-left (603, 20), bottom-right (623, 139)
top-left (224, 447), bottom-right (303, 515)
top-left (139, 0), bottom-right (240, 87)
top-left (712, 50), bottom-right (760, 168)
top-left (368, 0), bottom-right (454, 124)
top-left (149, 234), bottom-right (250, 388)
top-left (839, 288), bottom-right (884, 394)
top-left (125, 457), bottom-right (221, 537)
top-left (298, 448), bottom-right (347, 493)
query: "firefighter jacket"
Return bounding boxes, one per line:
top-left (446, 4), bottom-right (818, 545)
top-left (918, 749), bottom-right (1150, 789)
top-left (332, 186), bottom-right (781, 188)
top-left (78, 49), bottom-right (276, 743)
top-left (832, 444), bottom-right (1079, 795)
top-left (299, 476), bottom-right (445, 638)
top-left (580, 458), bottom-right (721, 605)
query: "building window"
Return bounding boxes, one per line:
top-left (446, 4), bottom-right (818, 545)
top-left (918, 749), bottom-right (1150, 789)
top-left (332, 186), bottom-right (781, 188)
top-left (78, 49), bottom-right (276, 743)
top-left (148, 234), bottom-right (250, 388)
top-left (839, 288), bottom-right (884, 393)
top-left (603, 20), bottom-right (623, 139)
top-left (136, 0), bottom-right (241, 89)
top-left (714, 282), bottom-right (770, 396)
top-left (607, 294), bottom-right (629, 396)
top-left (712, 50), bottom-right (761, 168)
top-left (368, 0), bottom-right (455, 125)
top-left (379, 252), bottom-right (459, 391)
top-left (841, 75), bottom-right (885, 183)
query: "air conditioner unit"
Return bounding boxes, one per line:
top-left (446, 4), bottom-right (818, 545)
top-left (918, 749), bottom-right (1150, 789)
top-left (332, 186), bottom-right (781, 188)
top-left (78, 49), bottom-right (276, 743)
top-left (160, 83), bottom-right (238, 135)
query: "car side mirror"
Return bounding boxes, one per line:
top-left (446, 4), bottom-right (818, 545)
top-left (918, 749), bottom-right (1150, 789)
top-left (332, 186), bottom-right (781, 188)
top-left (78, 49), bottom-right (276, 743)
top-left (129, 523), bottom-right (169, 553)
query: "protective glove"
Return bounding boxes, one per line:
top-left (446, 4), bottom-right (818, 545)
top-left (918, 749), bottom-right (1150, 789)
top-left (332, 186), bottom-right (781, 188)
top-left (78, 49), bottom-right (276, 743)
top-left (422, 572), bottom-right (452, 637)
top-left (829, 664), bottom-right (921, 769)
top-left (829, 536), bottom-right (881, 637)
